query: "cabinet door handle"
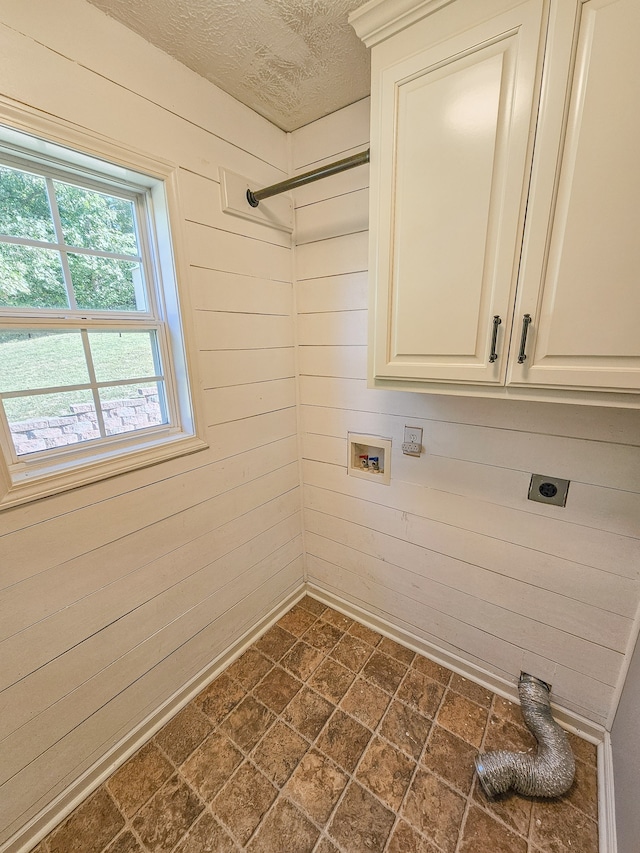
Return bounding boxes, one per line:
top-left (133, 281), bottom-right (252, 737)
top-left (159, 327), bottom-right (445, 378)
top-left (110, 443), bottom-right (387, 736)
top-left (517, 314), bottom-right (532, 363)
top-left (489, 315), bottom-right (502, 363)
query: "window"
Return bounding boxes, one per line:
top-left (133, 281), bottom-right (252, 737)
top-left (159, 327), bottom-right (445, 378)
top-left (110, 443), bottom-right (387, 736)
top-left (0, 122), bottom-right (205, 508)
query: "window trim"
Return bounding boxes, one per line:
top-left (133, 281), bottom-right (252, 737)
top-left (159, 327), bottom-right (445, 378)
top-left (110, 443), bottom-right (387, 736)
top-left (0, 104), bottom-right (207, 509)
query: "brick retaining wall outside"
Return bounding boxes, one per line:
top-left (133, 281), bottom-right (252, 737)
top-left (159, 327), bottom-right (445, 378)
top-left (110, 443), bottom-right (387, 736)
top-left (10, 389), bottom-right (162, 454)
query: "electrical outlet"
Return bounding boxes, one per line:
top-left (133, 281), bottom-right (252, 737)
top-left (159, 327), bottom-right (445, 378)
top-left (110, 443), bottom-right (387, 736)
top-left (528, 474), bottom-right (570, 507)
top-left (403, 426), bottom-right (423, 457)
top-left (402, 441), bottom-right (421, 455)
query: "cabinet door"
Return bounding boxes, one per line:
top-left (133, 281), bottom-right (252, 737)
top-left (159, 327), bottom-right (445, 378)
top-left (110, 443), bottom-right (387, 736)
top-left (369, 1), bottom-right (544, 385)
top-left (509, 0), bottom-right (640, 391)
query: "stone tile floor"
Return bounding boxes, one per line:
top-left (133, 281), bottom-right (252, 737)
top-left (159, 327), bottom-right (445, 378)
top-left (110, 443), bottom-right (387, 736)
top-left (33, 596), bottom-right (599, 853)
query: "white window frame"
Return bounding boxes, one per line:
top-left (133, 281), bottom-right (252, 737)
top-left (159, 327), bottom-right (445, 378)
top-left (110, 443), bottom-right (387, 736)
top-left (0, 112), bottom-right (206, 509)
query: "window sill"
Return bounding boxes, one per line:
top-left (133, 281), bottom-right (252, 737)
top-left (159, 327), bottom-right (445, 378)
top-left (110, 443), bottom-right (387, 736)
top-left (0, 431), bottom-right (208, 510)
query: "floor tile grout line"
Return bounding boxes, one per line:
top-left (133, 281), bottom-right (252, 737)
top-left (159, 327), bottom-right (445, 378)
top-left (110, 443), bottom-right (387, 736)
top-left (199, 724), bottom-right (278, 849)
top-left (311, 643), bottom-right (445, 851)
top-left (453, 785), bottom-right (476, 853)
top-left (148, 660), bottom-right (285, 852)
top-left (236, 653), bottom-right (337, 850)
top-left (314, 657), bottom-right (425, 853)
top-left (255, 631), bottom-right (596, 853)
top-left (380, 663), bottom-right (453, 852)
top-left (466, 691), bottom-right (536, 848)
top-left (337, 678), bottom-right (410, 852)
top-left (244, 642), bottom-right (374, 851)
top-left (452, 692), bottom-right (498, 853)
top-left (207, 615), bottom-right (484, 851)
top-left (527, 784), bottom-right (538, 853)
top-left (86, 667), bottom-right (457, 848)
top-left (286, 655), bottom-right (400, 851)
top-left (108, 769), bottom-right (199, 853)
top-left (105, 746), bottom-right (169, 830)
top-left (294, 622), bottom-right (568, 853)
top-left (230, 611), bottom-right (586, 848)
top-left (41, 600), bottom-right (600, 853)
top-left (245, 614), bottom-right (415, 852)
top-left (222, 768), bottom-right (285, 849)
top-left (214, 608), bottom-right (359, 850)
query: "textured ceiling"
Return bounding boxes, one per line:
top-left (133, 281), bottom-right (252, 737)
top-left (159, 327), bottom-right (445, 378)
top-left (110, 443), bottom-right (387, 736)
top-left (85, 0), bottom-right (372, 131)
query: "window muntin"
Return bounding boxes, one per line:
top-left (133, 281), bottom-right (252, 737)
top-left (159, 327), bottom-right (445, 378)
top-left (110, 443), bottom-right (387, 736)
top-left (0, 124), bottom-right (203, 506)
top-left (0, 327), bottom-right (168, 456)
top-left (0, 157), bottom-right (167, 458)
top-left (0, 162), bottom-right (148, 313)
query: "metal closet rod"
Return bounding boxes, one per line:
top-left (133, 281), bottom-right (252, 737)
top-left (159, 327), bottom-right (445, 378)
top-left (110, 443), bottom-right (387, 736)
top-left (246, 148), bottom-right (370, 207)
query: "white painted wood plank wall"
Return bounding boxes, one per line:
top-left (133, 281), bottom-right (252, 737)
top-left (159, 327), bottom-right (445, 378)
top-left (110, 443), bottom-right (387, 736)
top-left (1, 3), bottom-right (639, 846)
top-left (0, 0), bottom-right (302, 845)
top-left (291, 99), bottom-right (640, 729)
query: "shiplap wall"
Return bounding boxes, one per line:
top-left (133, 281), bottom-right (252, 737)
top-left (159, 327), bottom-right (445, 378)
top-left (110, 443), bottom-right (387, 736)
top-left (0, 1), bottom-right (303, 846)
top-left (292, 99), bottom-right (640, 730)
top-left (2, 4), bottom-right (640, 846)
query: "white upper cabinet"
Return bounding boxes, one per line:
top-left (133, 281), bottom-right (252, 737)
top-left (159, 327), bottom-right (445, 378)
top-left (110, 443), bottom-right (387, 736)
top-left (351, 0), bottom-right (640, 406)
top-left (510, 0), bottom-right (640, 392)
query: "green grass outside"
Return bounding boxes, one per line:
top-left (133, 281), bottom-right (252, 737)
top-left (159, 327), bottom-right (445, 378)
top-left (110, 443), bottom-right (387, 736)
top-left (0, 330), bottom-right (158, 422)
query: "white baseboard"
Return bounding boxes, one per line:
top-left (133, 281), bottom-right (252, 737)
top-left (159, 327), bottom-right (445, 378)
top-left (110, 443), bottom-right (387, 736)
top-left (598, 733), bottom-right (618, 853)
top-left (307, 583), bottom-right (604, 741)
top-left (2, 585), bottom-right (305, 853)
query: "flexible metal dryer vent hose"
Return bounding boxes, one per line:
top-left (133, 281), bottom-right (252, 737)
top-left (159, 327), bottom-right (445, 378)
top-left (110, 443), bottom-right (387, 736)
top-left (475, 673), bottom-right (575, 798)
